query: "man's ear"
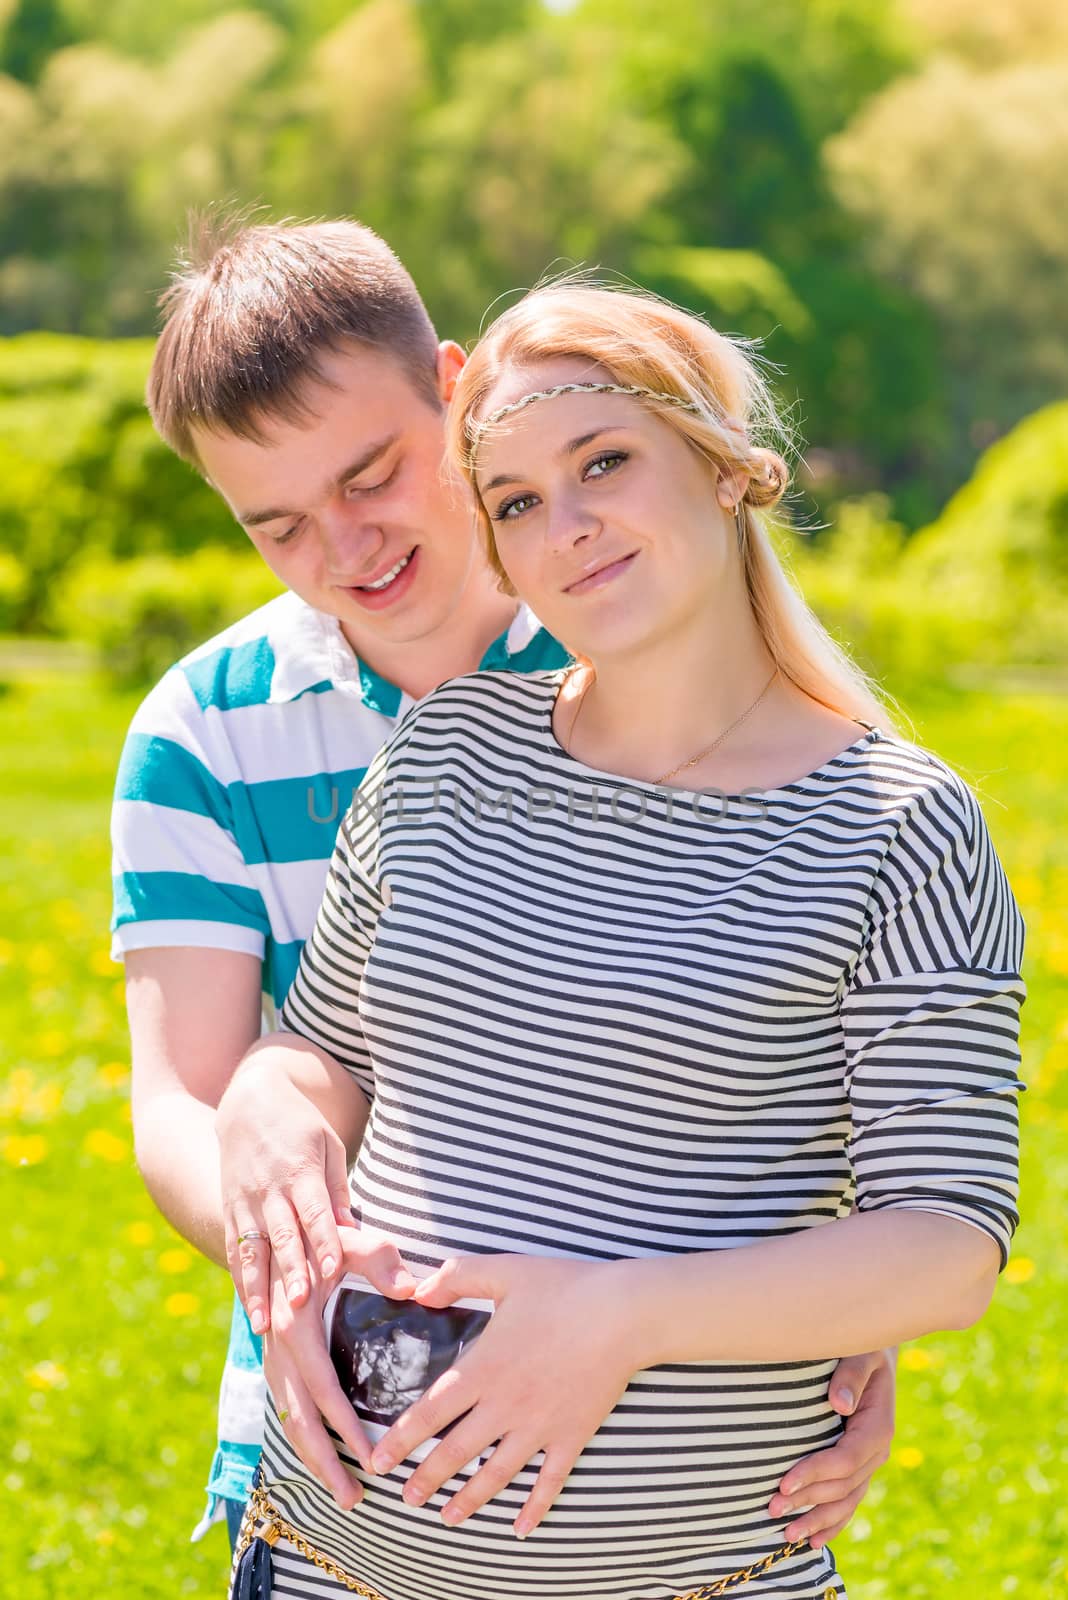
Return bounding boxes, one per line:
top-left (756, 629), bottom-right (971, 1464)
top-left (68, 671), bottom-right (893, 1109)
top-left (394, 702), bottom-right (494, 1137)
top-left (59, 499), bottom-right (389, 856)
top-left (436, 340), bottom-right (467, 403)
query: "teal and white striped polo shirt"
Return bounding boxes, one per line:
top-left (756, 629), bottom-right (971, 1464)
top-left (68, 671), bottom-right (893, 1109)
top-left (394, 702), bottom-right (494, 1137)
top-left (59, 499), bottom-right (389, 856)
top-left (110, 588), bottom-right (569, 1534)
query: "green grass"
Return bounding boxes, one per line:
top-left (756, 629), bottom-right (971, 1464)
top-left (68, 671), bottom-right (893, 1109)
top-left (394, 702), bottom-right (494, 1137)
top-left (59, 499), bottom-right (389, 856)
top-left (1, 671), bottom-right (1065, 1597)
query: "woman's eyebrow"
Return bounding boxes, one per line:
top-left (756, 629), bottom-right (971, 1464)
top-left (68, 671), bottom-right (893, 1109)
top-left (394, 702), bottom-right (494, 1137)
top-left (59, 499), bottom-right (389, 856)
top-left (480, 426), bottom-right (630, 495)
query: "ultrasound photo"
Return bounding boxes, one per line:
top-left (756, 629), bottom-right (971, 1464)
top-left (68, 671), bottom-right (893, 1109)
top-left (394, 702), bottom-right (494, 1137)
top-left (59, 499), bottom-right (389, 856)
top-left (327, 1282), bottom-right (492, 1433)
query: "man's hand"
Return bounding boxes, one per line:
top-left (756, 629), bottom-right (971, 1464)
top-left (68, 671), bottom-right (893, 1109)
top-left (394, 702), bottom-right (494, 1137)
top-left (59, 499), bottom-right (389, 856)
top-left (216, 1040), bottom-right (369, 1332)
top-left (367, 1253), bottom-right (640, 1539)
top-left (767, 1348), bottom-right (896, 1548)
top-left (218, 1065), bottom-right (352, 1332)
top-left (265, 1224), bottom-right (420, 1507)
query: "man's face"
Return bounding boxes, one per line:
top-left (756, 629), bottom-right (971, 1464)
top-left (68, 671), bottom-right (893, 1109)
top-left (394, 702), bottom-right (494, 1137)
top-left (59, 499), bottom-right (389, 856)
top-left (192, 342), bottom-right (484, 651)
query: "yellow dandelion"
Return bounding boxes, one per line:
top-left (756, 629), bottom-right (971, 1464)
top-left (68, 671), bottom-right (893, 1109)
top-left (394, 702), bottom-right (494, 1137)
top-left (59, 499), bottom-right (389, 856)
top-left (895, 1447), bottom-right (924, 1470)
top-left (1046, 939), bottom-right (1068, 978)
top-left (112, 980), bottom-right (127, 1007)
top-left (31, 1082), bottom-right (62, 1120)
top-left (34, 1031), bottom-right (68, 1060)
top-left (2, 1068), bottom-right (36, 1116)
top-left (125, 1222), bottom-right (154, 1247)
top-left (89, 949), bottom-right (115, 978)
top-left (97, 1061), bottom-right (129, 1088)
top-left (1004, 1257), bottom-right (1035, 1285)
top-left (50, 900), bottom-right (83, 933)
top-left (900, 1348), bottom-right (933, 1372)
top-left (119, 1101), bottom-right (132, 1123)
top-left (159, 1249), bottom-right (192, 1275)
top-left (4, 1134), bottom-right (47, 1166)
top-left (0, 1260), bottom-right (6, 1278)
top-left (1041, 1043), bottom-right (1068, 1079)
top-left (93, 1530), bottom-right (116, 1548)
top-left (165, 1292), bottom-right (200, 1318)
top-left (0, 938), bottom-right (13, 965)
top-left (84, 1129), bottom-right (128, 1163)
top-left (26, 1361), bottom-right (67, 1390)
top-left (27, 946), bottom-right (56, 978)
top-left (27, 838), bottom-right (55, 862)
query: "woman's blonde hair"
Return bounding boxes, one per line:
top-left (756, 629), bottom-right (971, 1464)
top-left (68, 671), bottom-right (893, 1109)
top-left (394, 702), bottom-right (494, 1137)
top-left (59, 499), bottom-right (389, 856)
top-left (447, 281), bottom-right (893, 731)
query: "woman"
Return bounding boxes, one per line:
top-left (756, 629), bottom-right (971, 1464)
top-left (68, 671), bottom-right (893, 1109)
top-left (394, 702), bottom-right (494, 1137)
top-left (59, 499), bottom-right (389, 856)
top-left (227, 284), bottom-right (1024, 1600)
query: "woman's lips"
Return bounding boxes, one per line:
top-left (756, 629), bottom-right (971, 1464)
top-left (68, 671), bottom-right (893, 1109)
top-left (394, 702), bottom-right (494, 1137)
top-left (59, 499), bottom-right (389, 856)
top-left (564, 552), bottom-right (638, 596)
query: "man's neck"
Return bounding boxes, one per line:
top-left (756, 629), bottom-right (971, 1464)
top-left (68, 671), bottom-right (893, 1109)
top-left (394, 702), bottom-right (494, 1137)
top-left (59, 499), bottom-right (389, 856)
top-left (341, 584), bottom-right (521, 703)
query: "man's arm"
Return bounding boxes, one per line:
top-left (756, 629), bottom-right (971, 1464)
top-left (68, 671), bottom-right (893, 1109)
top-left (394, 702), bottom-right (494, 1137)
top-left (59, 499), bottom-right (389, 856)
top-left (126, 946), bottom-right (265, 1268)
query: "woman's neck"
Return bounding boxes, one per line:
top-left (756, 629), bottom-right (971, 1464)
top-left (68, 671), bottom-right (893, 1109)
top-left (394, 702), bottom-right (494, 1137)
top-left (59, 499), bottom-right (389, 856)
top-left (568, 607), bottom-right (778, 781)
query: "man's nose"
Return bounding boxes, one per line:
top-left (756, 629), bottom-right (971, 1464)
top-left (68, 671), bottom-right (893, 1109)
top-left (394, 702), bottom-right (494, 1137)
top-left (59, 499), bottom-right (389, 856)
top-left (318, 503), bottom-right (385, 577)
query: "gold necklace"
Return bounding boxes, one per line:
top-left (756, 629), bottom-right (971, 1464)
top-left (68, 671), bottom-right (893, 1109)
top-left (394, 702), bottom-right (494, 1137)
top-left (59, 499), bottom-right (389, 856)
top-left (565, 665), bottom-right (780, 786)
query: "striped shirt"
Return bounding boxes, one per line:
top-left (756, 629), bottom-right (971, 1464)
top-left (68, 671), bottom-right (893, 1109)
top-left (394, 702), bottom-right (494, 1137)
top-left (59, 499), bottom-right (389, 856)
top-left (267, 667), bottom-right (1025, 1600)
top-left (109, 593), bottom-right (569, 1520)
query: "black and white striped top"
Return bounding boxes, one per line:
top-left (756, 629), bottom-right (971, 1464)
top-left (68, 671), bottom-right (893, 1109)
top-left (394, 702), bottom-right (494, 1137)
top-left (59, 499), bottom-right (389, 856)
top-left (268, 668), bottom-right (1025, 1600)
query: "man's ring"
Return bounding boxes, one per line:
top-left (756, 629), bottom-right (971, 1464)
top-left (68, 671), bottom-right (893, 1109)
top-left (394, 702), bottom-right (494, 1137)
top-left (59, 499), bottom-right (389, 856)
top-left (238, 1231), bottom-right (269, 1244)
top-left (279, 1408), bottom-right (290, 1423)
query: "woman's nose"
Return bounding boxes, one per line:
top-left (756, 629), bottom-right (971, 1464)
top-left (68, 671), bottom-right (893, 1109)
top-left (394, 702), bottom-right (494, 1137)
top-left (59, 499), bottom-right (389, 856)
top-left (545, 493), bottom-right (600, 552)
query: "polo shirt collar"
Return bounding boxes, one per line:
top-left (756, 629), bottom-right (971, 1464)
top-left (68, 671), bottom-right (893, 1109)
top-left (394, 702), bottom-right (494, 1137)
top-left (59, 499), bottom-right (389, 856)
top-left (267, 592), bottom-right (546, 711)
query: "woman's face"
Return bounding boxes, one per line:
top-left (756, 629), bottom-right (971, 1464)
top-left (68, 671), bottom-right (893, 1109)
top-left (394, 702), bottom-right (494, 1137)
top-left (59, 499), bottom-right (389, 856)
top-left (472, 359), bottom-right (743, 665)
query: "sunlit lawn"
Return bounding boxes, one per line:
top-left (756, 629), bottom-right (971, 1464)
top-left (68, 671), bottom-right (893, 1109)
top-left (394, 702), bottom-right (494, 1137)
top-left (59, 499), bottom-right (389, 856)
top-left (1, 668), bottom-right (1065, 1597)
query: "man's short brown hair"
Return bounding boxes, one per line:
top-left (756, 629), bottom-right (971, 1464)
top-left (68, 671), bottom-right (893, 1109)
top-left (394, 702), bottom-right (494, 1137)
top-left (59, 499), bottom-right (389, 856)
top-left (147, 216), bottom-right (441, 464)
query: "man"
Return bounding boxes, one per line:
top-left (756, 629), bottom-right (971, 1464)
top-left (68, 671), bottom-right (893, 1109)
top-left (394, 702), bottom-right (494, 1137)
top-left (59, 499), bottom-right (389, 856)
top-left (112, 217), bottom-right (895, 1548)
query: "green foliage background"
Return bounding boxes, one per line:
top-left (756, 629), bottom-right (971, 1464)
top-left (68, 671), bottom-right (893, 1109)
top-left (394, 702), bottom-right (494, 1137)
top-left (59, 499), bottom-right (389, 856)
top-left (1, 1), bottom-right (1066, 1595)
top-left (2, 0), bottom-right (1068, 676)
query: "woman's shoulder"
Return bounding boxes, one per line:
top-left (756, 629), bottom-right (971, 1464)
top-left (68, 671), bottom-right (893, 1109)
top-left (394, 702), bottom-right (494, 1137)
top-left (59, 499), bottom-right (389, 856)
top-left (856, 726), bottom-right (1000, 865)
top-left (408, 667), bottom-right (563, 730)
top-left (376, 668), bottom-right (564, 765)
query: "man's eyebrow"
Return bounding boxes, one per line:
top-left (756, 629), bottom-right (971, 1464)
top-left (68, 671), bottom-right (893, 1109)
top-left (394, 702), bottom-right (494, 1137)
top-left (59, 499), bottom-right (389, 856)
top-left (238, 434), bottom-right (399, 527)
top-left (479, 426), bottom-right (629, 496)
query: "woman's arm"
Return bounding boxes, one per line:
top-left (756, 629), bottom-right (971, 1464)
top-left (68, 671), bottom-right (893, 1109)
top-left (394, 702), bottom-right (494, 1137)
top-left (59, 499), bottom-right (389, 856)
top-left (618, 1208), bottom-right (999, 1369)
top-left (370, 1210), bottom-right (994, 1536)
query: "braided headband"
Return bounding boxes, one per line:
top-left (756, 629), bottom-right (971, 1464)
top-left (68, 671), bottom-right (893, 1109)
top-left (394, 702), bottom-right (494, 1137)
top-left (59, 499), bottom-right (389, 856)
top-left (465, 381), bottom-right (705, 463)
top-left (463, 381), bottom-right (782, 502)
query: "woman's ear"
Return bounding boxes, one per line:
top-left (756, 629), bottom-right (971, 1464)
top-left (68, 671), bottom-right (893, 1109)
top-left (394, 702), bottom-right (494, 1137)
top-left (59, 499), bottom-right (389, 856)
top-left (715, 467), bottom-right (750, 510)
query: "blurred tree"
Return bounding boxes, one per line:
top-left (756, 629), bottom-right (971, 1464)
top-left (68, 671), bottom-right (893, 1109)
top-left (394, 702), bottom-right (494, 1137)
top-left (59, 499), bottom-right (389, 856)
top-left (0, 0), bottom-right (79, 83)
top-left (276, 0), bottom-right (428, 227)
top-left (0, 13), bottom-right (285, 335)
top-left (897, 401), bottom-right (1068, 669)
top-left (578, 0), bottom-right (914, 144)
top-left (404, 19), bottom-right (687, 335)
top-left (412, 0), bottom-right (536, 92)
top-left (827, 58), bottom-right (1068, 464)
top-left (0, 333), bottom-right (238, 629)
top-left (57, 0), bottom-right (264, 62)
top-left (902, 0), bottom-right (1068, 66)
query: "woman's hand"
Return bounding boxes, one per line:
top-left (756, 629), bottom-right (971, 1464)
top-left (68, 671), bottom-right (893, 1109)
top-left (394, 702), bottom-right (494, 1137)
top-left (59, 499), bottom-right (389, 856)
top-left (368, 1253), bottom-right (641, 1538)
top-left (217, 1057), bottom-right (360, 1333)
top-left (265, 1224), bottom-right (420, 1506)
top-left (768, 1348), bottom-right (896, 1548)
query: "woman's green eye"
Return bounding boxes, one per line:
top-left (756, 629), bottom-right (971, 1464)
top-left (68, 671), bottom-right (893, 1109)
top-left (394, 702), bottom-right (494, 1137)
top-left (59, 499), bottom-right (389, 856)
top-left (585, 451), bottom-right (627, 478)
top-left (494, 494), bottom-right (539, 522)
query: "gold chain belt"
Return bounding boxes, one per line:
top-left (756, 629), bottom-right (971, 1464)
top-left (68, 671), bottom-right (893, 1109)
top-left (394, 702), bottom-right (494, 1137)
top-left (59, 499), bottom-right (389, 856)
top-left (236, 1483), bottom-right (817, 1599)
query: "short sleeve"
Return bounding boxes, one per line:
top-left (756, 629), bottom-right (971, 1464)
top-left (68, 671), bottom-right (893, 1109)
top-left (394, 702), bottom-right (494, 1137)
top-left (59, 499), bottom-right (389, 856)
top-left (842, 772), bottom-right (1026, 1268)
top-left (110, 669), bottom-right (269, 960)
top-left (280, 743), bottom-right (392, 1103)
